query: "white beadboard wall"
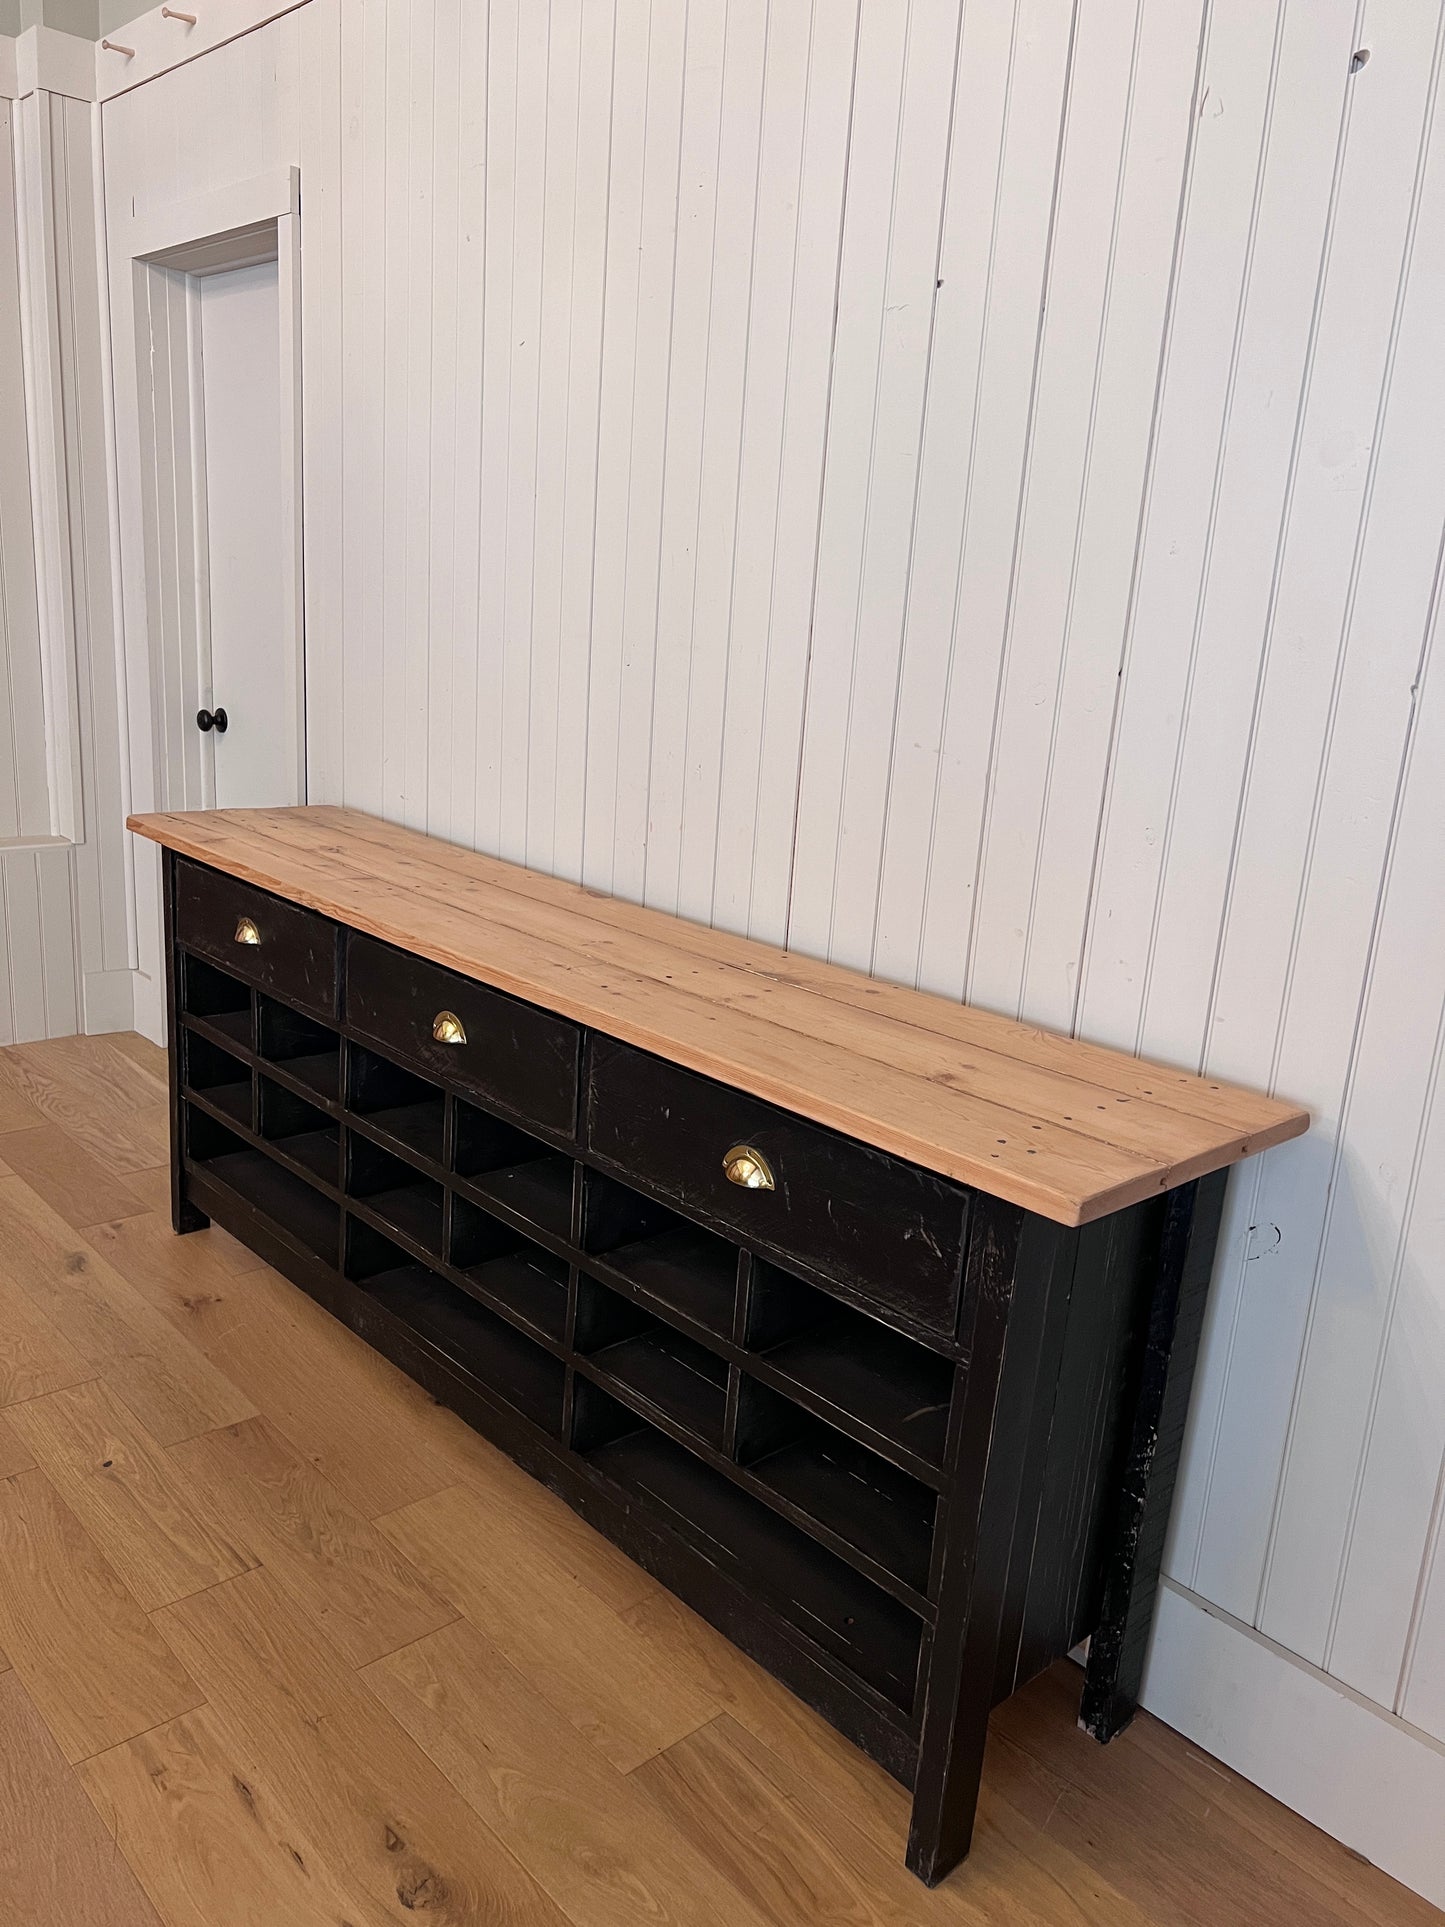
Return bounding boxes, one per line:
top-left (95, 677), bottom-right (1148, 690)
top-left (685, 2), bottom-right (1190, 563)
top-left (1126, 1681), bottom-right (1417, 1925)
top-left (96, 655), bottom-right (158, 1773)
top-left (0, 96), bottom-right (50, 848)
top-left (0, 59), bottom-right (132, 1044)
top-left (96, 0), bottom-right (1445, 1902)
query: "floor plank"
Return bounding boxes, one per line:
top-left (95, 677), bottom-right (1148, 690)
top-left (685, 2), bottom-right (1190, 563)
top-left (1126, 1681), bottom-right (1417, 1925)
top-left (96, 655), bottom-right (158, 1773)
top-left (79, 1708), bottom-right (381, 1927)
top-left (3, 1037), bottom-right (170, 1178)
top-left (722, 1710), bottom-right (1154, 1927)
top-left (403, 1415), bottom-right (661, 1618)
top-left (366, 1614), bottom-right (773, 1927)
top-left (92, 1211), bottom-right (461, 1516)
top-left (0, 1413), bottom-right (22, 1672)
top-left (86, 1213), bottom-right (280, 1344)
top-left (0, 1246), bottom-right (96, 1410)
top-left (8, 1379), bottom-right (254, 1611)
top-left (111, 1162), bottom-right (172, 1218)
top-left (0, 1468), bottom-right (202, 1763)
top-left (0, 1412), bottom-right (36, 1479)
top-left (155, 1566), bottom-right (575, 1925)
top-left (102, 1031), bottom-right (169, 1085)
top-left (0, 1179), bottom-right (256, 1445)
top-left (379, 1482), bottom-right (718, 1772)
top-left (635, 1712), bottom-right (977, 1927)
top-left (0, 1124), bottom-right (148, 1229)
top-left (0, 1671), bottom-right (164, 1927)
top-left (0, 1054), bottom-right (44, 1134)
top-left (620, 1583), bottom-right (917, 1848)
top-left (170, 1415), bottom-right (456, 1666)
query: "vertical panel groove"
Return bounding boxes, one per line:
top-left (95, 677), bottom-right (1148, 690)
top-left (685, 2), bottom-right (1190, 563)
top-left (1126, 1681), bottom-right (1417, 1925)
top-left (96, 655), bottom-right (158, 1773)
top-left (778, 0), bottom-right (863, 945)
top-left (860, 0), bottom-right (968, 973)
top-left (1398, 1447), bottom-right (1445, 1716)
top-left (956, 0), bottom-right (1079, 1001)
top-left (1073, 0), bottom-right (1246, 1052)
top-left (1196, 0), bottom-right (1366, 1072)
top-left (1015, 0), bottom-right (1148, 1019)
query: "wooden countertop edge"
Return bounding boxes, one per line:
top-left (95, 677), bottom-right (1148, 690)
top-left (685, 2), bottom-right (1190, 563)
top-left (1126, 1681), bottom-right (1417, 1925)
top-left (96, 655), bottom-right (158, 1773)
top-left (130, 812), bottom-right (1310, 1228)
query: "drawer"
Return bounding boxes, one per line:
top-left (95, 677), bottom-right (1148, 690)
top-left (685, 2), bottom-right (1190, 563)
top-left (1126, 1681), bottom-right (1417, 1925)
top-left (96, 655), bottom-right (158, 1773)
top-left (347, 935), bottom-right (580, 1137)
top-left (585, 1039), bottom-right (968, 1339)
top-left (175, 860), bottom-right (338, 1020)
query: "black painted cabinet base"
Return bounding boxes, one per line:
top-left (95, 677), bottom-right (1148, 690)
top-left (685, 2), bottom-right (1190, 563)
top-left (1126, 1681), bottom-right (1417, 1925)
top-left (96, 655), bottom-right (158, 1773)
top-left (162, 850), bottom-right (1227, 1886)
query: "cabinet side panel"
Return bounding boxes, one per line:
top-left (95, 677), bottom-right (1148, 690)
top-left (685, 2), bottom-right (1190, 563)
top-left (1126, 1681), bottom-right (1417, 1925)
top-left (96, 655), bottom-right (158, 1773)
top-left (999, 1197), bottom-right (1163, 1699)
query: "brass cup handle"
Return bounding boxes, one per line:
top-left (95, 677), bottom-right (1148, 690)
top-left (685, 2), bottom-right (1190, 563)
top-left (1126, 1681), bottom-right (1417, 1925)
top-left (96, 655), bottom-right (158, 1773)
top-left (432, 1010), bottom-right (467, 1046)
top-left (234, 916), bottom-right (260, 946)
top-left (722, 1143), bottom-right (774, 1191)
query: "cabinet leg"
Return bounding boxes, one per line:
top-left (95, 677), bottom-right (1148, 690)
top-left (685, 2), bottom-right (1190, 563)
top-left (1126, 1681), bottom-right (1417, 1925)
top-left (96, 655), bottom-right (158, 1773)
top-left (907, 1203), bottom-right (1078, 1884)
top-left (905, 1698), bottom-right (989, 1884)
top-left (173, 1192), bottom-right (210, 1235)
top-left (172, 1179), bottom-right (209, 1240)
top-left (1080, 1170), bottom-right (1228, 1742)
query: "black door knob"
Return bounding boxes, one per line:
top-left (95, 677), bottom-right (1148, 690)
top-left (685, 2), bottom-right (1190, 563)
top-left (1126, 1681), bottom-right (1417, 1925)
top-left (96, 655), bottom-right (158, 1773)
top-left (197, 707), bottom-right (228, 734)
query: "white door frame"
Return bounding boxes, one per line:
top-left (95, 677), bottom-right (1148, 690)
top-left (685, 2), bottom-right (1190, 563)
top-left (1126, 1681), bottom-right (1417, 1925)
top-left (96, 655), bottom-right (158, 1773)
top-left (119, 164), bottom-right (304, 815)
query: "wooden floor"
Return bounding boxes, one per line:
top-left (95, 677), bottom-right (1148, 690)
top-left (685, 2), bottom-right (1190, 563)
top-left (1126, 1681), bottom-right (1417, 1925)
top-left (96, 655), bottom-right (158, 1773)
top-left (0, 1033), bottom-right (1434, 1927)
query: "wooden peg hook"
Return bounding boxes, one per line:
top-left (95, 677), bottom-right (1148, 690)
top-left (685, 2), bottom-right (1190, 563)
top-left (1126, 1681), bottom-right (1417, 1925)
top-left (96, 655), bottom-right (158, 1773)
top-left (101, 37), bottom-right (136, 55)
top-left (161, 6), bottom-right (198, 21)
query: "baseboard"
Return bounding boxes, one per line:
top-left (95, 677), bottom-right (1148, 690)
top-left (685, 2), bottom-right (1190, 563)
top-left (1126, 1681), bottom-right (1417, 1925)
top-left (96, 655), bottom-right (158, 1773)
top-left (82, 966), bottom-right (136, 1035)
top-left (129, 966), bottom-right (165, 1046)
top-left (1141, 1579), bottom-right (1445, 1910)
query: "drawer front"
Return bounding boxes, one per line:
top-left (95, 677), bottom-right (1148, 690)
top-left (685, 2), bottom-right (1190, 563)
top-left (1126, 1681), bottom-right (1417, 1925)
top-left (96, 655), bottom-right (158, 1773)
top-left (175, 860), bottom-right (338, 1019)
top-left (347, 935), bottom-right (580, 1136)
top-left (586, 1039), bottom-right (968, 1338)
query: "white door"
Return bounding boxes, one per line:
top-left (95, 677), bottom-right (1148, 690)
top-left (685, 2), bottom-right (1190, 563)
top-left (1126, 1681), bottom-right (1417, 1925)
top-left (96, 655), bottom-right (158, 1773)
top-left (197, 256), bottom-right (299, 808)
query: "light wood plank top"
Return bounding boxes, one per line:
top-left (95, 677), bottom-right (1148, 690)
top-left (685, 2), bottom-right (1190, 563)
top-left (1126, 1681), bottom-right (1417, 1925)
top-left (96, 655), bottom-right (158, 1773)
top-left (128, 805), bottom-right (1308, 1226)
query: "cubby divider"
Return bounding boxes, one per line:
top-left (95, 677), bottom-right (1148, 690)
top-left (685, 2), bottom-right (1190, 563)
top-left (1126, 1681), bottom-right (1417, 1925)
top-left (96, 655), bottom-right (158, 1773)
top-left (453, 1098), bottom-right (575, 1240)
top-left (257, 1076), bottom-right (341, 1188)
top-left (186, 1105), bottom-right (340, 1266)
top-left (180, 952), bottom-right (252, 1049)
top-left (578, 1168), bottom-right (741, 1337)
top-left (256, 993), bottom-right (341, 1104)
top-left (347, 1045), bottom-right (446, 1165)
top-left (183, 1028), bottom-right (253, 1131)
top-left (581, 1400), bottom-right (924, 1714)
top-left (744, 1260), bottom-right (956, 1471)
top-left (449, 1194), bottom-right (570, 1346)
top-left (346, 1218), bottom-right (566, 1437)
top-left (346, 1133), bottom-right (444, 1255)
top-left (576, 1275), bottom-right (731, 1451)
top-left (571, 1273), bottom-right (935, 1609)
top-left (737, 1399), bottom-right (937, 1598)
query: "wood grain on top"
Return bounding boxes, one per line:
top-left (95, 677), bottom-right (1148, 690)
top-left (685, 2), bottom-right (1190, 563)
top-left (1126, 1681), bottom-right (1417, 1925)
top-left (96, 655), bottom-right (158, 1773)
top-left (128, 806), bottom-right (1307, 1226)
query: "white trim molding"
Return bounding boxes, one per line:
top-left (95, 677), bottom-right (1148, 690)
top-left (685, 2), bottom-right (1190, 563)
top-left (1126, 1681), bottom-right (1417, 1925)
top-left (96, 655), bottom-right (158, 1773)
top-left (17, 28), bottom-right (96, 103)
top-left (12, 87), bottom-right (86, 845)
top-left (111, 160), bottom-right (305, 920)
top-left (1143, 1582), bottom-right (1445, 1912)
top-left (0, 29), bottom-right (98, 105)
top-left (124, 161), bottom-right (297, 265)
